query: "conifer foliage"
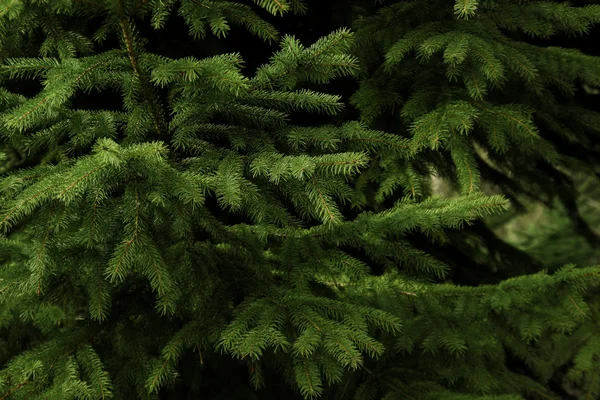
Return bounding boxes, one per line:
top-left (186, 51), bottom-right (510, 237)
top-left (0, 0), bottom-right (599, 399)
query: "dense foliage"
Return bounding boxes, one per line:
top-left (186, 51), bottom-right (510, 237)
top-left (1, 1), bottom-right (599, 399)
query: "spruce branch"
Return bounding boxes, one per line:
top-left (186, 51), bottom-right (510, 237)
top-left (87, 189), bottom-right (102, 247)
top-left (0, 380), bottom-right (29, 400)
top-left (252, 0), bottom-right (290, 16)
top-left (57, 166), bottom-right (103, 202)
top-left (116, 0), bottom-right (166, 137)
top-left (454, 0), bottom-right (479, 20)
top-left (32, 221), bottom-right (52, 296)
top-left (0, 280), bottom-right (17, 295)
top-left (12, 97), bottom-right (49, 128)
top-left (0, 184), bottom-right (56, 236)
top-left (310, 174), bottom-right (337, 225)
top-left (72, 54), bottom-right (120, 85)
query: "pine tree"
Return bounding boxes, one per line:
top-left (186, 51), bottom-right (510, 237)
top-left (0, 1), bottom-right (599, 400)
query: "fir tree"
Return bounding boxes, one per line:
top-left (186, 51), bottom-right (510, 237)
top-left (0, 1), bottom-right (599, 400)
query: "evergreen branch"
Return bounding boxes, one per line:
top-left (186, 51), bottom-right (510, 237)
top-left (316, 159), bottom-right (365, 168)
top-left (0, 280), bottom-right (17, 295)
top-left (450, 133), bottom-right (478, 195)
top-left (346, 333), bottom-right (382, 356)
top-left (251, 28), bottom-right (355, 91)
top-left (319, 61), bottom-right (358, 69)
top-left (0, 380), bottom-right (29, 400)
top-left (194, 345), bottom-right (204, 365)
top-left (34, 222), bottom-right (52, 296)
top-left (466, 74), bottom-right (485, 99)
top-left (312, 30), bottom-right (352, 58)
top-left (1, 185), bottom-right (56, 234)
top-left (151, 259), bottom-right (168, 299)
top-left (110, 239), bottom-right (134, 281)
top-left (470, 101), bottom-right (538, 138)
top-left (301, 312), bottom-right (322, 332)
top-left (107, 188), bottom-right (141, 282)
top-left (88, 190), bottom-right (101, 246)
top-left (469, 44), bottom-right (504, 83)
top-left (57, 167), bottom-right (103, 199)
top-left (148, 359), bottom-right (170, 393)
top-left (73, 54), bottom-right (120, 86)
top-left (116, 0), bottom-right (166, 137)
top-left (303, 359), bottom-right (315, 394)
top-left (568, 295), bottom-right (586, 317)
top-left (471, 200), bottom-right (506, 214)
top-left (502, 52), bottom-right (538, 82)
top-left (95, 275), bottom-right (104, 319)
top-left (328, 336), bottom-right (361, 369)
top-left (13, 98), bottom-right (49, 127)
top-left (347, 137), bottom-right (410, 151)
top-left (53, 207), bottom-right (68, 232)
top-left (252, 0), bottom-right (289, 16)
top-left (21, 175), bottom-right (43, 181)
top-left (0, 2), bottom-right (15, 17)
top-left (76, 345), bottom-right (112, 400)
top-left (410, 111), bottom-right (438, 133)
top-left (190, 0), bottom-right (211, 9)
top-left (310, 175), bottom-right (336, 224)
top-left (0, 61), bottom-right (54, 80)
top-left (98, 375), bottom-right (106, 400)
top-left (465, 162), bottom-right (475, 194)
top-left (133, 188), bottom-right (140, 242)
top-left (454, 0), bottom-right (479, 19)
